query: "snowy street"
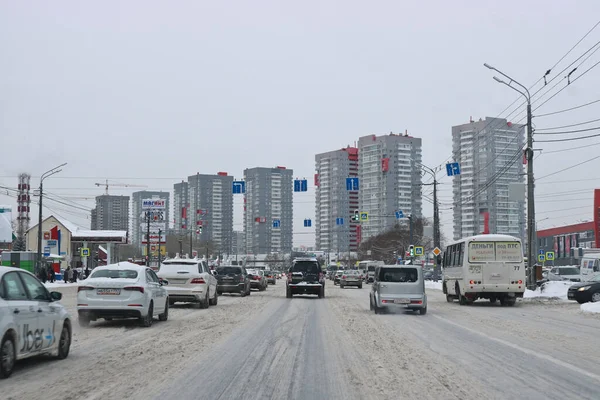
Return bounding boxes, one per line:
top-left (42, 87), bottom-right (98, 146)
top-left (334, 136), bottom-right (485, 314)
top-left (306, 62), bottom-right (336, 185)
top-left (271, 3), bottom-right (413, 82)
top-left (4, 282), bottom-right (600, 400)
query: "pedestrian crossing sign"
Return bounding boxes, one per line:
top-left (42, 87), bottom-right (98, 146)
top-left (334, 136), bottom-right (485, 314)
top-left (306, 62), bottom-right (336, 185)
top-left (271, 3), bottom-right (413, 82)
top-left (360, 212), bottom-right (368, 221)
top-left (538, 254), bottom-right (545, 262)
top-left (80, 248), bottom-right (90, 257)
top-left (546, 252), bottom-right (555, 261)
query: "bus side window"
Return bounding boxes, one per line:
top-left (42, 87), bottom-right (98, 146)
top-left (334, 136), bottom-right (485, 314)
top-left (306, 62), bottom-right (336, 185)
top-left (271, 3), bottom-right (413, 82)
top-left (452, 244), bottom-right (459, 267)
top-left (458, 243), bottom-right (464, 265)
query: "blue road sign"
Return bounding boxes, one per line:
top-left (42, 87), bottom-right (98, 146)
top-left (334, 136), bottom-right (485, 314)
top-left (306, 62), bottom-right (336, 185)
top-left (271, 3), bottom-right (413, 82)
top-left (336, 217), bottom-right (344, 225)
top-left (303, 218), bottom-right (312, 227)
top-left (233, 181), bottom-right (246, 194)
top-left (294, 179), bottom-right (308, 192)
top-left (546, 252), bottom-right (555, 261)
top-left (43, 247), bottom-right (51, 257)
top-left (539, 249), bottom-right (545, 255)
top-left (273, 219), bottom-right (280, 228)
top-left (414, 246), bottom-right (424, 256)
top-left (346, 177), bottom-right (359, 191)
top-left (446, 162), bottom-right (461, 176)
top-left (360, 212), bottom-right (368, 221)
top-left (395, 210), bottom-right (404, 219)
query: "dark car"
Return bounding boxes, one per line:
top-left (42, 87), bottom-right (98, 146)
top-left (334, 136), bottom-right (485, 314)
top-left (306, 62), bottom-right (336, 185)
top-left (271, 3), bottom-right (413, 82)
top-left (265, 270), bottom-right (277, 285)
top-left (286, 258), bottom-right (325, 298)
top-left (567, 274), bottom-right (600, 304)
top-left (215, 265), bottom-right (251, 297)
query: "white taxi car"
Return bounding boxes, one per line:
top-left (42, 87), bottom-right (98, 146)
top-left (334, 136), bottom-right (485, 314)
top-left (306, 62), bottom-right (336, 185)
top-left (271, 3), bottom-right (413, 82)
top-left (1, 266), bottom-right (72, 379)
top-left (77, 262), bottom-right (169, 328)
top-left (157, 257), bottom-right (218, 309)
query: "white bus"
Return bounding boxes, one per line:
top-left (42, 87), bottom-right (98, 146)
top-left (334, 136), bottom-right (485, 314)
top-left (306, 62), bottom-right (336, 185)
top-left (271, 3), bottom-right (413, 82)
top-left (442, 234), bottom-right (525, 306)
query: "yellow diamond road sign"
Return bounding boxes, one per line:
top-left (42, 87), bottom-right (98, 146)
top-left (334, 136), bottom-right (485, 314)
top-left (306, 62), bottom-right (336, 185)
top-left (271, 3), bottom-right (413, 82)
top-left (433, 247), bottom-right (441, 256)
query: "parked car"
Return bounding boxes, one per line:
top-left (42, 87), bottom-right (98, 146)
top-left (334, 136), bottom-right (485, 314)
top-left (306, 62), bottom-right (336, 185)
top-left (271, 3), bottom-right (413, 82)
top-left (567, 273), bottom-right (600, 304)
top-left (0, 266), bottom-right (72, 379)
top-left (157, 257), bottom-right (218, 308)
top-left (333, 270), bottom-right (344, 285)
top-left (546, 266), bottom-right (581, 282)
top-left (215, 265), bottom-right (251, 296)
top-left (247, 269), bottom-right (267, 291)
top-left (286, 258), bottom-right (325, 298)
top-left (265, 269), bottom-right (277, 285)
top-left (340, 270), bottom-right (363, 289)
top-left (77, 262), bottom-right (169, 327)
top-left (370, 265), bottom-right (427, 315)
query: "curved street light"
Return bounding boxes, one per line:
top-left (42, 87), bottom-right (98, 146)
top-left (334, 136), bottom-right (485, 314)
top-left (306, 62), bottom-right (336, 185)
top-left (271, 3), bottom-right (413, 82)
top-left (36, 163), bottom-right (67, 275)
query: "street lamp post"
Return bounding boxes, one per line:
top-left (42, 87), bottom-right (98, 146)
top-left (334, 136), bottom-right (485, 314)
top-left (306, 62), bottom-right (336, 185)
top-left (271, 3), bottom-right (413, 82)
top-left (36, 163), bottom-right (67, 276)
top-left (417, 163), bottom-right (441, 277)
top-left (484, 63), bottom-right (536, 289)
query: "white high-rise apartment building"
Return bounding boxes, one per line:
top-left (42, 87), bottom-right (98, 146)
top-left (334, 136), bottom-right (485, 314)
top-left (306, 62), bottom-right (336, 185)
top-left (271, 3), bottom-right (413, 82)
top-left (452, 117), bottom-right (525, 240)
top-left (243, 167), bottom-right (293, 254)
top-left (357, 133), bottom-right (423, 241)
top-left (315, 146), bottom-right (359, 253)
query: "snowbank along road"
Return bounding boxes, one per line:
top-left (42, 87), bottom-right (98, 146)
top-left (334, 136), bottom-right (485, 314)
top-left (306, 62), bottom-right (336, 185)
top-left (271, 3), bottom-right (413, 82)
top-left (3, 282), bottom-right (600, 400)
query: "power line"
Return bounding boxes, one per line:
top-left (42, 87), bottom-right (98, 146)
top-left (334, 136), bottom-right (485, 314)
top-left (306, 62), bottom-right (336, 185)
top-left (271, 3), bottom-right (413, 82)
top-left (535, 99), bottom-right (600, 118)
top-left (536, 177), bottom-right (599, 185)
top-left (535, 125), bottom-right (600, 135)
top-left (540, 141), bottom-right (600, 154)
top-left (537, 154), bottom-right (600, 180)
top-left (535, 132), bottom-right (600, 142)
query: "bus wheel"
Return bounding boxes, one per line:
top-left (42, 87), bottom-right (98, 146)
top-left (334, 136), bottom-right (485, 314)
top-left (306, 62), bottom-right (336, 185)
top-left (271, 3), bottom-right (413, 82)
top-left (456, 283), bottom-right (468, 305)
top-left (489, 296), bottom-right (497, 304)
top-left (446, 294), bottom-right (454, 303)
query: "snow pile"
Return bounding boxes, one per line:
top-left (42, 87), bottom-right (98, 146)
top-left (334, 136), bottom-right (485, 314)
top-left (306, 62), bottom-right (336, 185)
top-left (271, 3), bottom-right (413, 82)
top-left (524, 281), bottom-right (573, 300)
top-left (580, 302), bottom-right (600, 314)
top-left (425, 280), bottom-right (443, 290)
top-left (44, 282), bottom-right (80, 289)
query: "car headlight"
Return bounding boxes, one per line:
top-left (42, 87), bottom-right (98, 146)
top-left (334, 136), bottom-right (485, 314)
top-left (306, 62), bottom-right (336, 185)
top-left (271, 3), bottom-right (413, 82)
top-left (577, 286), bottom-right (592, 291)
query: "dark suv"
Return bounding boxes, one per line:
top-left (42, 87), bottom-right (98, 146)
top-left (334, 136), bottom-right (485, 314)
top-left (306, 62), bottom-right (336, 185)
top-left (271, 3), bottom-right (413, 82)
top-left (286, 258), bottom-right (325, 298)
top-left (215, 265), bottom-right (251, 297)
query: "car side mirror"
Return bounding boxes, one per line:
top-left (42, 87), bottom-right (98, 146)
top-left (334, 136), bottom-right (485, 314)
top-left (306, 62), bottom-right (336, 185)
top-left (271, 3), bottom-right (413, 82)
top-left (159, 278), bottom-right (169, 286)
top-left (50, 291), bottom-right (62, 301)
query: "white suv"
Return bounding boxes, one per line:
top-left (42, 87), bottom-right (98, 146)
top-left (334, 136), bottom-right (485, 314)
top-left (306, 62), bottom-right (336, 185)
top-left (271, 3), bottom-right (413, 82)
top-left (1, 266), bottom-right (72, 378)
top-left (157, 258), bottom-right (218, 308)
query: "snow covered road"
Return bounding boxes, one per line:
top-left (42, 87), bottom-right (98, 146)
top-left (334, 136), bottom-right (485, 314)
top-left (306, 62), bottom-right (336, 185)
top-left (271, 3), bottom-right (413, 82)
top-left (4, 282), bottom-right (600, 400)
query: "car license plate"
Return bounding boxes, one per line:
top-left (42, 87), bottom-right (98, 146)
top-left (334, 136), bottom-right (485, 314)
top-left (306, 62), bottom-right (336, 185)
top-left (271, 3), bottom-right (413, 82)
top-left (97, 288), bottom-right (121, 295)
top-left (394, 299), bottom-right (410, 304)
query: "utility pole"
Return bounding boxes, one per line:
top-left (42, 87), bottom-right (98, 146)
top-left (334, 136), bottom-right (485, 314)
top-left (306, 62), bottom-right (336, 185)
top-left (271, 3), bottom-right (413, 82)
top-left (189, 230), bottom-right (193, 257)
top-left (484, 63), bottom-right (535, 289)
top-left (146, 211), bottom-right (151, 266)
top-left (157, 228), bottom-right (162, 266)
top-left (35, 163), bottom-right (66, 275)
top-left (408, 214), bottom-right (414, 264)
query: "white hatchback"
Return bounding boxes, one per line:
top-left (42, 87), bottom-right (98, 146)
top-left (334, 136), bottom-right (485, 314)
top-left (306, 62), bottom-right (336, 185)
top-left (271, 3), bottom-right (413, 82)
top-left (157, 258), bottom-right (218, 308)
top-left (0, 266), bottom-right (72, 379)
top-left (77, 262), bottom-right (169, 328)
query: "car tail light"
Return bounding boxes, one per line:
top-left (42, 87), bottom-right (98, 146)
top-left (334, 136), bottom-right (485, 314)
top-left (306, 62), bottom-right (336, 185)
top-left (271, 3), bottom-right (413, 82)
top-left (342, 276), bottom-right (347, 279)
top-left (411, 300), bottom-right (423, 304)
top-left (319, 272), bottom-right (324, 280)
top-left (518, 280), bottom-right (523, 284)
top-left (190, 278), bottom-right (206, 284)
top-left (287, 272), bottom-right (292, 280)
top-left (124, 286), bottom-right (145, 293)
top-left (240, 275), bottom-right (245, 282)
top-left (469, 280), bottom-right (475, 284)
top-left (78, 286), bottom-right (94, 292)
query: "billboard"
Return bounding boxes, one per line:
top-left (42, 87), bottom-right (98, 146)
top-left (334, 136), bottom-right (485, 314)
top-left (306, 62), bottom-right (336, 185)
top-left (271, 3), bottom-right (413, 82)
top-left (141, 232), bottom-right (166, 244)
top-left (142, 199), bottom-right (166, 209)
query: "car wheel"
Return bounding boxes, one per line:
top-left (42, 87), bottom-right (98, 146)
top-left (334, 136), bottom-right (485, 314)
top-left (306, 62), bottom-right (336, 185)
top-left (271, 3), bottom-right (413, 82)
top-left (140, 302), bottom-right (154, 327)
top-left (217, 291), bottom-right (223, 296)
top-left (78, 315), bottom-right (90, 328)
top-left (241, 288), bottom-right (247, 297)
top-left (592, 291), bottom-right (600, 302)
top-left (286, 286), bottom-right (292, 298)
top-left (505, 297), bottom-right (516, 307)
top-left (370, 295), bottom-right (373, 310)
top-left (340, 284), bottom-right (345, 289)
top-left (210, 289), bottom-right (218, 306)
top-left (200, 291), bottom-right (210, 309)
top-left (159, 299), bottom-right (169, 321)
top-left (318, 286), bottom-right (324, 298)
top-left (0, 334), bottom-right (16, 379)
top-left (358, 284), bottom-right (362, 289)
top-left (56, 322), bottom-right (71, 359)
top-left (419, 307), bottom-right (427, 315)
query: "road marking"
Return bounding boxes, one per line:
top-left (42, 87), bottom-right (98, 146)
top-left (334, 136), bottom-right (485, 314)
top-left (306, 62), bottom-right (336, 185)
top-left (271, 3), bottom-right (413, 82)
top-left (432, 314), bottom-right (600, 383)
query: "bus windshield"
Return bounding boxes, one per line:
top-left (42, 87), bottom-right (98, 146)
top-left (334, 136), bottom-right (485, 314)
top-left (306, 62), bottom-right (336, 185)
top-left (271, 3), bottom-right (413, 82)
top-left (468, 241), bottom-right (522, 262)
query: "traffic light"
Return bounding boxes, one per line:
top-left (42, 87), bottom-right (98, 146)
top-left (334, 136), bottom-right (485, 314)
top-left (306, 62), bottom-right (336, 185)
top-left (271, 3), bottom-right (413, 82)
top-left (351, 210), bottom-right (359, 222)
top-left (409, 245), bottom-right (414, 257)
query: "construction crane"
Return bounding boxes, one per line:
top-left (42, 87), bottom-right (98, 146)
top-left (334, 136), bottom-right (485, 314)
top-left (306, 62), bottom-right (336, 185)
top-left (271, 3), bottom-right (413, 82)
top-left (94, 180), bottom-right (148, 195)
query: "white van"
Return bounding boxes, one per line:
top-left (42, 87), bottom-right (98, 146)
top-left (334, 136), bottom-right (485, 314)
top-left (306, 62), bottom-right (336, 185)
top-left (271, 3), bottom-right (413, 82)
top-left (358, 260), bottom-right (384, 283)
top-left (442, 234), bottom-right (525, 306)
top-left (580, 256), bottom-right (600, 280)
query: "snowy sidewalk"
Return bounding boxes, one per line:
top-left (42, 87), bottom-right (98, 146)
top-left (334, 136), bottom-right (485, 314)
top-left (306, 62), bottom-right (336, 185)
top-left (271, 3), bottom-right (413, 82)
top-left (523, 281), bottom-right (573, 301)
top-left (44, 281), bottom-right (81, 289)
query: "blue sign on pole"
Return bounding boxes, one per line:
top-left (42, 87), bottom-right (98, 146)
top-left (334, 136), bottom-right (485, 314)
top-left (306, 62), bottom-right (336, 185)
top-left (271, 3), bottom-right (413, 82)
top-left (446, 162), bottom-right (461, 176)
top-left (233, 181), bottom-right (246, 194)
top-left (273, 219), bottom-right (280, 228)
top-left (395, 210), bottom-right (404, 219)
top-left (303, 219), bottom-right (312, 227)
top-left (346, 177), bottom-right (359, 191)
top-left (539, 249), bottom-right (545, 255)
top-left (300, 179), bottom-right (307, 192)
top-left (336, 217), bottom-right (344, 225)
top-left (43, 247), bottom-right (51, 257)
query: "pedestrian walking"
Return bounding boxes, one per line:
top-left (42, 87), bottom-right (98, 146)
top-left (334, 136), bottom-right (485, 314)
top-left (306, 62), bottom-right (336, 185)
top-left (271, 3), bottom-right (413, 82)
top-left (64, 267), bottom-right (70, 283)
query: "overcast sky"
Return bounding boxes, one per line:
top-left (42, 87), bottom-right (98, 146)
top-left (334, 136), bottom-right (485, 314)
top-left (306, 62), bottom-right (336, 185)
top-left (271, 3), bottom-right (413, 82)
top-left (1, 0), bottom-right (600, 247)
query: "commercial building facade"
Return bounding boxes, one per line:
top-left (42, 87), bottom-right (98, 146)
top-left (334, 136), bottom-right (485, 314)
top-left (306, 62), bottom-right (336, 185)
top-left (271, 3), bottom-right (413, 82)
top-left (243, 167), bottom-right (293, 254)
top-left (452, 117), bottom-right (526, 241)
top-left (357, 133), bottom-right (423, 241)
top-left (315, 147), bottom-right (359, 253)
top-left (131, 191), bottom-right (170, 250)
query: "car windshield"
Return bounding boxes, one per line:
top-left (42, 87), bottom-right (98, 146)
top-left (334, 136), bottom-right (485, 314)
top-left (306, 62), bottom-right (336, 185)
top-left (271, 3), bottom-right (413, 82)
top-left (216, 267), bottom-right (241, 275)
top-left (368, 266), bottom-right (376, 271)
top-left (345, 270), bottom-right (359, 275)
top-left (558, 267), bottom-right (580, 275)
top-left (336, 271), bottom-right (344, 275)
top-left (379, 268), bottom-right (418, 283)
top-left (292, 261), bottom-right (320, 273)
top-left (90, 269), bottom-right (138, 279)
